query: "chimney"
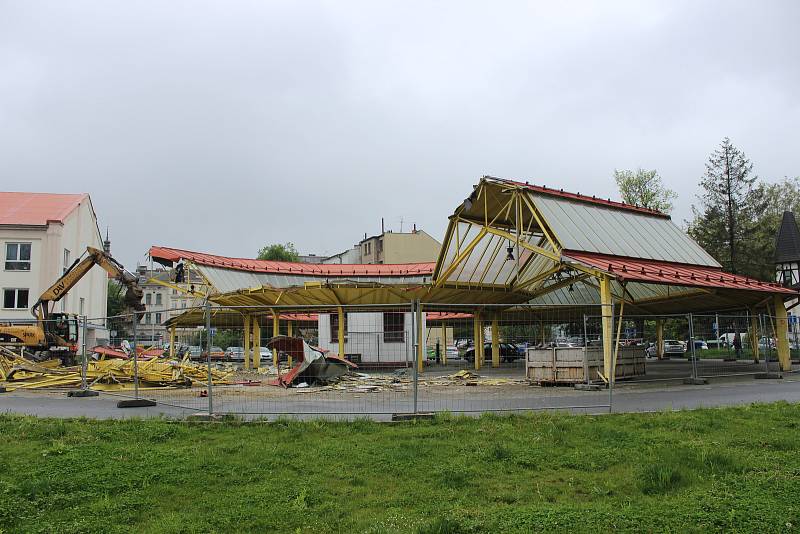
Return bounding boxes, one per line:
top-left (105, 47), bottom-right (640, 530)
top-left (381, 217), bottom-right (384, 234)
top-left (413, 223), bottom-right (417, 233)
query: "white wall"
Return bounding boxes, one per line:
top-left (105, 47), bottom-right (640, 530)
top-left (1, 198), bottom-right (107, 345)
top-left (318, 311), bottom-right (424, 364)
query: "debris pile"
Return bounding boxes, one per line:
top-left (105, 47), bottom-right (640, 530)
top-left (0, 345), bottom-right (232, 391)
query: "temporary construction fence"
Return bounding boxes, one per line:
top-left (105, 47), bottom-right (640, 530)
top-left (1, 302), bottom-right (796, 418)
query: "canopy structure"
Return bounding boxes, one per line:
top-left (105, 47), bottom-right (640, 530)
top-left (149, 176), bottom-right (797, 376)
top-left (433, 176), bottom-right (794, 314)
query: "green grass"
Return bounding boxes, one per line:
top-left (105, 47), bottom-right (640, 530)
top-left (2, 404), bottom-right (800, 533)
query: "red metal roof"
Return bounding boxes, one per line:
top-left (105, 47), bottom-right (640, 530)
top-left (149, 246), bottom-right (436, 277)
top-left (489, 176), bottom-right (671, 219)
top-left (0, 192), bottom-right (88, 226)
top-left (562, 250), bottom-right (796, 294)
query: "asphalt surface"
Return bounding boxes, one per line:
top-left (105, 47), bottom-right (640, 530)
top-left (2, 375), bottom-right (799, 421)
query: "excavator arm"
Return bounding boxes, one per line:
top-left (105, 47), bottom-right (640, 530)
top-left (32, 247), bottom-right (144, 320)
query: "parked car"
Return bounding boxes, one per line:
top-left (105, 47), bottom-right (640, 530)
top-left (645, 340), bottom-right (687, 357)
top-left (225, 346), bottom-right (244, 361)
top-left (464, 342), bottom-right (521, 363)
top-left (692, 340), bottom-right (709, 351)
top-left (188, 346), bottom-right (202, 360)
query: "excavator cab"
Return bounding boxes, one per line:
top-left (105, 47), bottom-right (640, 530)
top-left (46, 313), bottom-right (79, 345)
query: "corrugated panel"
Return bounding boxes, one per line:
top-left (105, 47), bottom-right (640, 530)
top-left (532, 193), bottom-right (721, 267)
top-left (563, 250), bottom-right (795, 294)
top-left (197, 265), bottom-right (431, 294)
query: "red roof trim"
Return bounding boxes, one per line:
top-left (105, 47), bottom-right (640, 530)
top-left (149, 246), bottom-right (436, 277)
top-left (562, 250), bottom-right (796, 294)
top-left (487, 176), bottom-right (671, 219)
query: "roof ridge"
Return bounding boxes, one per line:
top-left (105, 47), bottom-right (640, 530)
top-left (485, 176), bottom-right (671, 219)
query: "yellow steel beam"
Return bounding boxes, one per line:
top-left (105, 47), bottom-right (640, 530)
top-left (483, 227), bottom-right (561, 262)
top-left (599, 275), bottom-right (614, 384)
top-left (337, 306), bottom-right (345, 359)
top-left (750, 312), bottom-right (760, 363)
top-left (434, 227), bottom-right (488, 287)
top-left (656, 319), bottom-right (664, 360)
top-left (271, 310), bottom-right (279, 367)
top-left (774, 295), bottom-right (791, 371)
top-left (520, 192), bottom-right (560, 251)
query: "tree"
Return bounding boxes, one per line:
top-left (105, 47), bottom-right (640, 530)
top-left (614, 168), bottom-right (677, 213)
top-left (688, 138), bottom-right (765, 277)
top-left (107, 279), bottom-right (126, 317)
top-left (257, 242), bottom-right (300, 262)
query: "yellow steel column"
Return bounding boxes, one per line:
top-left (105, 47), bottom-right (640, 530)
top-left (774, 295), bottom-right (791, 371)
top-left (491, 317), bottom-right (500, 368)
top-left (473, 312), bottom-right (480, 371)
top-left (252, 317), bottom-right (261, 369)
top-left (243, 315), bottom-right (251, 370)
top-left (600, 275), bottom-right (614, 383)
top-left (656, 319), bottom-right (664, 360)
top-left (750, 312), bottom-right (760, 363)
top-left (272, 312), bottom-right (279, 367)
top-left (441, 321), bottom-right (448, 366)
top-left (169, 325), bottom-right (176, 359)
top-left (337, 307), bottom-right (345, 358)
top-left (473, 310), bottom-right (483, 371)
top-left (287, 320), bottom-right (293, 367)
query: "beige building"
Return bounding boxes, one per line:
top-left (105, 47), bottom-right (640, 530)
top-left (324, 228), bottom-right (441, 265)
top-left (0, 192), bottom-right (108, 344)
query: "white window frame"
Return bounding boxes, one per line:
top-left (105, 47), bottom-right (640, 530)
top-left (2, 288), bottom-right (30, 309)
top-left (63, 248), bottom-right (71, 274)
top-left (5, 242), bottom-right (32, 271)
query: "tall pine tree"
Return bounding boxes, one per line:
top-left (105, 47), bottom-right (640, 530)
top-left (688, 138), bottom-right (766, 277)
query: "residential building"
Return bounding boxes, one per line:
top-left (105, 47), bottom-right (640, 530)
top-left (134, 265), bottom-right (204, 345)
top-left (322, 227), bottom-right (441, 265)
top-left (0, 192), bottom-right (108, 345)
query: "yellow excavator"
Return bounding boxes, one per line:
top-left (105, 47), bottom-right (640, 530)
top-left (0, 246), bottom-right (144, 363)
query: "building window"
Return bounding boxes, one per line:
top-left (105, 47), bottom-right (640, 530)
top-left (145, 293), bottom-right (152, 305)
top-left (79, 297), bottom-right (85, 315)
top-left (5, 243), bottom-right (31, 271)
top-left (3, 288), bottom-right (29, 309)
top-left (155, 293), bottom-right (162, 305)
top-left (330, 312), bottom-right (348, 344)
top-left (155, 312), bottom-right (162, 324)
top-left (181, 302), bottom-right (186, 309)
top-left (63, 249), bottom-right (71, 274)
top-left (377, 239), bottom-right (383, 253)
top-left (144, 313), bottom-right (151, 324)
top-left (383, 312), bottom-right (404, 343)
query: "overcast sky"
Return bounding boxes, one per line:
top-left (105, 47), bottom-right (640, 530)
top-left (1, 1), bottom-right (798, 269)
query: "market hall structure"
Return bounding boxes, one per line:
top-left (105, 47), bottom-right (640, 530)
top-left (150, 176), bottom-right (797, 383)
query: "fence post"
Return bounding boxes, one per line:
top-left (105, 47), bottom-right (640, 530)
top-left (411, 301), bottom-right (419, 414)
top-left (688, 313), bottom-right (699, 379)
top-left (80, 315), bottom-right (88, 390)
top-left (205, 300), bottom-right (213, 415)
top-left (582, 313), bottom-right (589, 385)
top-left (759, 314), bottom-right (769, 374)
top-left (132, 311), bottom-right (139, 400)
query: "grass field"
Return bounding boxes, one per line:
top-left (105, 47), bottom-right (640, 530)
top-left (1, 404), bottom-right (799, 533)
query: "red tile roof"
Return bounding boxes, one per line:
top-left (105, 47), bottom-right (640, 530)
top-left (489, 176), bottom-right (671, 219)
top-left (0, 192), bottom-right (88, 226)
top-left (149, 246), bottom-right (436, 277)
top-left (562, 250), bottom-right (795, 294)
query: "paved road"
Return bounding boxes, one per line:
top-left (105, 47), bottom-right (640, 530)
top-left (2, 376), bottom-right (799, 421)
